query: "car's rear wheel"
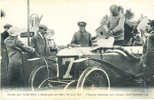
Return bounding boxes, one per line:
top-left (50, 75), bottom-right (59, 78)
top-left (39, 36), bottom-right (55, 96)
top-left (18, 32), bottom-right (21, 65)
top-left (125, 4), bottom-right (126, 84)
top-left (28, 65), bottom-right (56, 90)
top-left (77, 67), bottom-right (110, 91)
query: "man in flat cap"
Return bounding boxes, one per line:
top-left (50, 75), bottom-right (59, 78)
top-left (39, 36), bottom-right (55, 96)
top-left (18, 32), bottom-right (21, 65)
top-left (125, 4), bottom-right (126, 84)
top-left (4, 27), bottom-right (35, 88)
top-left (71, 21), bottom-right (92, 47)
top-left (1, 24), bottom-right (12, 87)
top-left (31, 24), bottom-right (52, 56)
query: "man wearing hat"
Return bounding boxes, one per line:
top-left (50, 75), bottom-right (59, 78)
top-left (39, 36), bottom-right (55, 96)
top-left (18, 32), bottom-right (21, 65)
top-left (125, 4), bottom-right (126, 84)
top-left (71, 21), bottom-right (92, 47)
top-left (31, 24), bottom-right (52, 56)
top-left (1, 24), bottom-right (12, 87)
top-left (139, 20), bottom-right (154, 85)
top-left (1, 24), bottom-right (13, 60)
top-left (4, 27), bottom-right (35, 88)
top-left (143, 20), bottom-right (154, 54)
top-left (1, 24), bottom-right (12, 41)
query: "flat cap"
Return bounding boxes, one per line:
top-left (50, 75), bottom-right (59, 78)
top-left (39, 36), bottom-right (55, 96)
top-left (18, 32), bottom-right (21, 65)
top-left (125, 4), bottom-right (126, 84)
top-left (39, 24), bottom-right (48, 31)
top-left (77, 21), bottom-right (87, 27)
top-left (4, 24), bottom-right (12, 29)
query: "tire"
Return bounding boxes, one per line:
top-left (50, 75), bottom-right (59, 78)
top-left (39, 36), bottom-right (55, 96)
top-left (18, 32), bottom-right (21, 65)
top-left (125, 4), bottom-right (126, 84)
top-left (77, 67), bottom-right (110, 91)
top-left (38, 78), bottom-right (75, 90)
top-left (64, 80), bottom-right (77, 89)
top-left (28, 65), bottom-right (56, 90)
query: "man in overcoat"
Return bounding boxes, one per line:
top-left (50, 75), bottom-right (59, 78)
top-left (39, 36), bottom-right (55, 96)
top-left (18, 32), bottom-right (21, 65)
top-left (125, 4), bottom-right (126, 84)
top-left (31, 25), bottom-right (52, 57)
top-left (5, 27), bottom-right (35, 88)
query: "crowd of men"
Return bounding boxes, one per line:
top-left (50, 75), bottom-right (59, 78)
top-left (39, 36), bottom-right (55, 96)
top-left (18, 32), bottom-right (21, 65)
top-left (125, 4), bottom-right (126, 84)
top-left (1, 4), bottom-right (154, 88)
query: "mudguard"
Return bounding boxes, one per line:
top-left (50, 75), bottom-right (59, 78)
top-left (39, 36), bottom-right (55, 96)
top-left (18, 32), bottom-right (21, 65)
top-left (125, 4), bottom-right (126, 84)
top-left (101, 49), bottom-right (141, 76)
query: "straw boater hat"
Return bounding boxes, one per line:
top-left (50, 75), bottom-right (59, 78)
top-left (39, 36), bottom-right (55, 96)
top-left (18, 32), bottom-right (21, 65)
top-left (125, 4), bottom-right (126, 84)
top-left (8, 27), bottom-right (20, 36)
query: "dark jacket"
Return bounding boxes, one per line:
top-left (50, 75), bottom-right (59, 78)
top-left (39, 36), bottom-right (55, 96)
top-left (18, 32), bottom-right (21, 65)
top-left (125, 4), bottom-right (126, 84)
top-left (142, 33), bottom-right (154, 82)
top-left (1, 31), bottom-right (9, 42)
top-left (31, 32), bottom-right (51, 56)
top-left (71, 31), bottom-right (92, 47)
top-left (1, 31), bottom-right (9, 86)
top-left (5, 36), bottom-right (34, 65)
top-left (1, 31), bottom-right (9, 65)
top-left (1, 31), bottom-right (9, 53)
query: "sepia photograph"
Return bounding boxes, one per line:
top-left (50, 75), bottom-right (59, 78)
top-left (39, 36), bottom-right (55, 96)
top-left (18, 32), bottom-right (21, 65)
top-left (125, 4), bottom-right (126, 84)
top-left (0, 0), bottom-right (154, 99)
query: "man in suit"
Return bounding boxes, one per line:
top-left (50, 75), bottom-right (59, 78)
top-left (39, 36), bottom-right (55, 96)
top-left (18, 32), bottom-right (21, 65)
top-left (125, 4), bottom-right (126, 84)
top-left (71, 21), bottom-right (92, 47)
top-left (5, 27), bottom-right (35, 88)
top-left (31, 24), bottom-right (52, 57)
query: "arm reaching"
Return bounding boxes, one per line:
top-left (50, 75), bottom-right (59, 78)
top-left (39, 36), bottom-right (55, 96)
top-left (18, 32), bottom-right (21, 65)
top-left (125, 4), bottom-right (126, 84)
top-left (112, 15), bottom-right (125, 34)
top-left (16, 39), bottom-right (35, 53)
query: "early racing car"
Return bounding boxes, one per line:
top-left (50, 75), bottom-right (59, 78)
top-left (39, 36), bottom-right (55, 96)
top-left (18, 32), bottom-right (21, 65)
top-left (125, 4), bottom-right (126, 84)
top-left (26, 45), bottom-right (154, 91)
top-left (1, 34), bottom-right (154, 91)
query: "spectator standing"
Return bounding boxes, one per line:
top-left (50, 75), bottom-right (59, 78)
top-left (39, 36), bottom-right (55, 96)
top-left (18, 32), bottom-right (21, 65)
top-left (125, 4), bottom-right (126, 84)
top-left (31, 24), bottom-right (52, 56)
top-left (71, 21), bottom-right (92, 47)
top-left (1, 24), bottom-right (12, 88)
top-left (5, 27), bottom-right (35, 88)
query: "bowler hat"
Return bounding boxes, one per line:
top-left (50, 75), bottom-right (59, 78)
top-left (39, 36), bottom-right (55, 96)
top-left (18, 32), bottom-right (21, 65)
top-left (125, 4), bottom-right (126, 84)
top-left (77, 21), bottom-right (87, 27)
top-left (4, 24), bottom-right (12, 29)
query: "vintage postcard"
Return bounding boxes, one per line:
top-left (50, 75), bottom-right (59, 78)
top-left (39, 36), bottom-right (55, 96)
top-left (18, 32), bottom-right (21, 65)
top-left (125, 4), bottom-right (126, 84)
top-left (0, 0), bottom-right (154, 99)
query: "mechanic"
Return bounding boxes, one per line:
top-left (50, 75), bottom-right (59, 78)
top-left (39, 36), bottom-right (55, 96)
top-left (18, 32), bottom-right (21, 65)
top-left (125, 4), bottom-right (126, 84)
top-left (5, 27), bottom-right (35, 88)
top-left (71, 21), bottom-right (92, 47)
top-left (108, 5), bottom-right (125, 45)
top-left (31, 24), bottom-right (53, 57)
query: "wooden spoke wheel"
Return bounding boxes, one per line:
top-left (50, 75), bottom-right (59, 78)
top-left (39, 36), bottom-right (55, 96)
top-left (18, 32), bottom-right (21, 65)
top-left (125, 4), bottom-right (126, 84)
top-left (64, 80), bottom-right (78, 89)
top-left (38, 79), bottom-right (77, 90)
top-left (77, 67), bottom-right (110, 90)
top-left (28, 65), bottom-right (56, 90)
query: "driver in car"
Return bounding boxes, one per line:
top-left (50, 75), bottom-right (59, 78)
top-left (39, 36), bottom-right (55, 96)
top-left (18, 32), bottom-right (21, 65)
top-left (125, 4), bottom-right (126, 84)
top-left (71, 21), bottom-right (92, 47)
